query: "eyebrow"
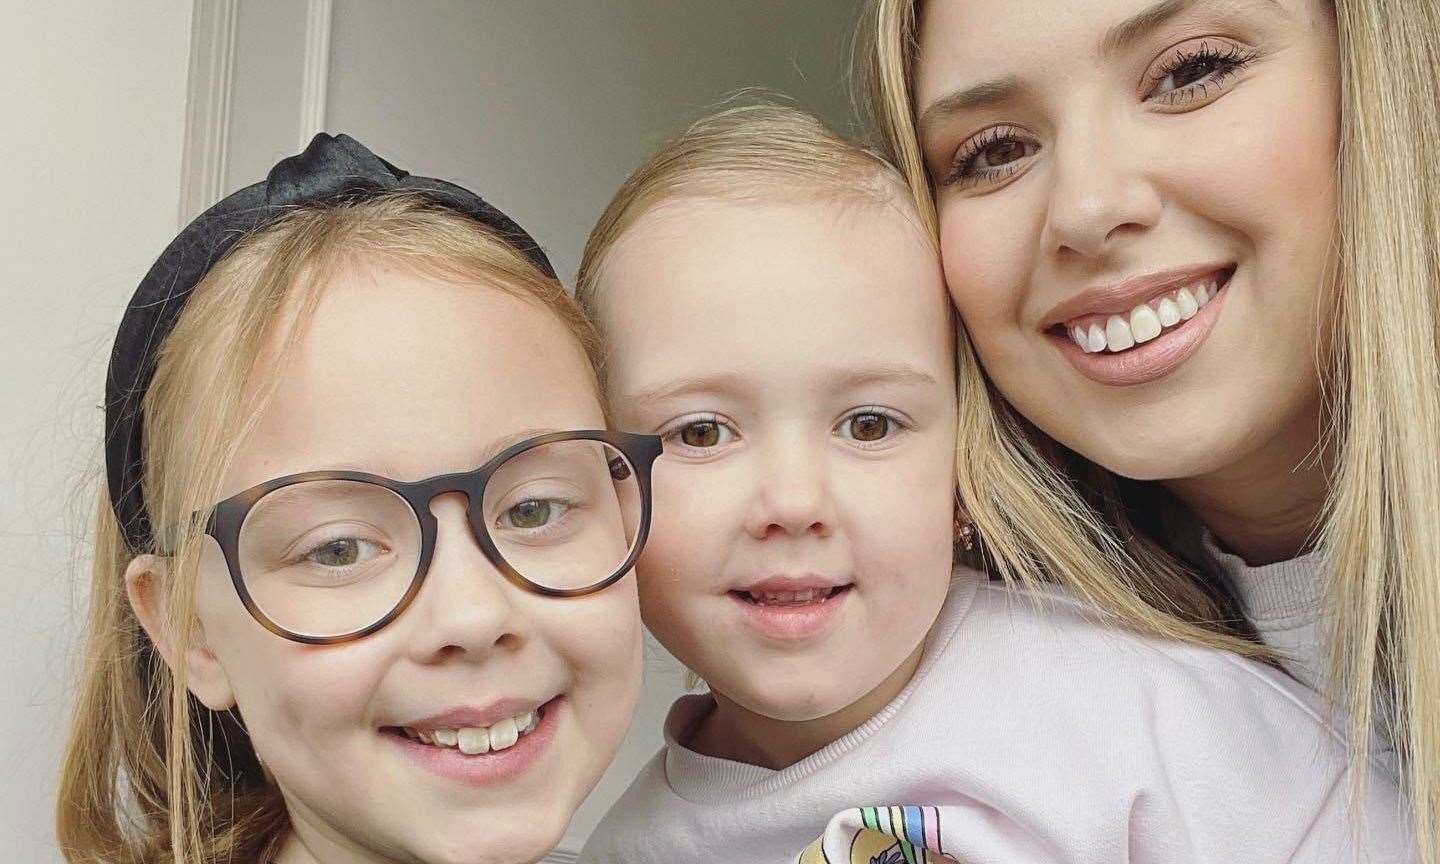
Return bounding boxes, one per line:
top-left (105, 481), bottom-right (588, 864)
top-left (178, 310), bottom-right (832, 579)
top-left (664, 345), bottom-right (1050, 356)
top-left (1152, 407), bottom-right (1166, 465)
top-left (917, 0), bottom-right (1280, 130)
top-left (620, 364), bottom-right (941, 409)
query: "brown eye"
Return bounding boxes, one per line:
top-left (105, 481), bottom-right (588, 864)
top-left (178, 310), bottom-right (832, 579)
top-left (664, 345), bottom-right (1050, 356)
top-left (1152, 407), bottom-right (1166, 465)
top-left (680, 421), bottom-right (721, 448)
top-left (847, 412), bottom-right (890, 442)
top-left (977, 139), bottom-right (1031, 169)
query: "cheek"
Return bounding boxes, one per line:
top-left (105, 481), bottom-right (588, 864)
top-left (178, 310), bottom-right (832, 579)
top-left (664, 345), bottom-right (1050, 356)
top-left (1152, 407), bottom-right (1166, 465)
top-left (939, 192), bottom-right (1045, 337)
top-left (530, 583), bottom-right (643, 734)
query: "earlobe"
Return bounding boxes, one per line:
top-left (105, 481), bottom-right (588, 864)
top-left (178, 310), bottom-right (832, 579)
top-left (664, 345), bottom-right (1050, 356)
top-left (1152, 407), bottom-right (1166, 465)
top-left (124, 554), bottom-right (237, 711)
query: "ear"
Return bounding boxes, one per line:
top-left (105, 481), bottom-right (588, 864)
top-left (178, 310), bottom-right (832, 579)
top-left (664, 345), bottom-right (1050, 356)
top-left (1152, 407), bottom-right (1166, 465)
top-left (125, 554), bottom-right (237, 711)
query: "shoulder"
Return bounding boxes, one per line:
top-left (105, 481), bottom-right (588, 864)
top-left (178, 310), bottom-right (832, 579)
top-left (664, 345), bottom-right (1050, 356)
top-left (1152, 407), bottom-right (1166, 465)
top-left (929, 574), bottom-right (1342, 747)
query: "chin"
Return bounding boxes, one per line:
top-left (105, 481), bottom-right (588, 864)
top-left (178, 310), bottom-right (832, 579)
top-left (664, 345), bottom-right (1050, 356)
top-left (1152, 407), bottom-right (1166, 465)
top-left (417, 816), bottom-right (566, 864)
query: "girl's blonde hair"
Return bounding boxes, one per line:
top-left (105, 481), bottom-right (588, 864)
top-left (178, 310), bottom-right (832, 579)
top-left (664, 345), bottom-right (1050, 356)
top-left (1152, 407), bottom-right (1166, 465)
top-left (855, 0), bottom-right (1440, 857)
top-left (56, 193), bottom-right (603, 864)
top-left (576, 100), bottom-right (926, 320)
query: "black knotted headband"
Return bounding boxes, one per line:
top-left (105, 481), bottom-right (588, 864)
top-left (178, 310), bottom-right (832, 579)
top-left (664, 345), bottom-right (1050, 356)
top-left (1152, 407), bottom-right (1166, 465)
top-left (105, 132), bottom-right (555, 553)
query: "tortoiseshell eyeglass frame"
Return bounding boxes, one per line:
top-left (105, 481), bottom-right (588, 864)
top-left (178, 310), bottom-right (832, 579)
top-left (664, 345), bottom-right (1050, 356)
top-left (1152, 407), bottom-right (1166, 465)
top-left (186, 430), bottom-right (663, 645)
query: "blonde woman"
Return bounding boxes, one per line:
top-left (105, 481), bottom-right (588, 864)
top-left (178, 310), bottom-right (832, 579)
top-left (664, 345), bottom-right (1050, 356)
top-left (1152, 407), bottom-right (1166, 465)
top-left (56, 134), bottom-right (659, 864)
top-left (857, 0), bottom-right (1438, 858)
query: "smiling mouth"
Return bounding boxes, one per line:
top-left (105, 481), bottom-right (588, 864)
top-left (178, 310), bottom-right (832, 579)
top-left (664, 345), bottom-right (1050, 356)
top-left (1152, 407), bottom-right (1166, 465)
top-left (1050, 266), bottom-right (1233, 354)
top-left (383, 704), bottom-right (546, 755)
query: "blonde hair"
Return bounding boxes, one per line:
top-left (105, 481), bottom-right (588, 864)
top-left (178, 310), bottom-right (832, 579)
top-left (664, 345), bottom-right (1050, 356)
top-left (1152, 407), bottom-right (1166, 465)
top-left (56, 193), bottom-right (603, 864)
top-left (855, 0), bottom-right (1440, 857)
top-left (576, 100), bottom-right (924, 318)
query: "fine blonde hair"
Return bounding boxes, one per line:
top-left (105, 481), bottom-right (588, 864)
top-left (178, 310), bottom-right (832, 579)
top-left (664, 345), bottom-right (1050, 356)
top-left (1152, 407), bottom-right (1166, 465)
top-left (576, 100), bottom-right (927, 319)
top-left (855, 0), bottom-right (1440, 857)
top-left (56, 193), bottom-right (603, 864)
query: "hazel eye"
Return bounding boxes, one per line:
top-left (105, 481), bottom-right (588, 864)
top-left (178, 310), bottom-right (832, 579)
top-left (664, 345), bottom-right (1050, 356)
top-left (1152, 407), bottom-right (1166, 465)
top-left (307, 538), bottom-right (383, 567)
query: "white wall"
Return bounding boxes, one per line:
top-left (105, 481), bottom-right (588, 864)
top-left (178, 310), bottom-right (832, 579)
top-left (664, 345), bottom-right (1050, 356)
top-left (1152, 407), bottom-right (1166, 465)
top-left (0, 2), bottom-right (193, 859)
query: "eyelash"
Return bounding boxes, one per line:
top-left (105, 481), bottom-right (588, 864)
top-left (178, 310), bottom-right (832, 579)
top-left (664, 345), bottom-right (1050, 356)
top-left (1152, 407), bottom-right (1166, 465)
top-left (939, 124), bottom-right (1035, 190)
top-left (939, 40), bottom-right (1258, 189)
top-left (1146, 40), bottom-right (1258, 106)
top-left (660, 413), bottom-right (738, 454)
top-left (834, 407), bottom-right (910, 449)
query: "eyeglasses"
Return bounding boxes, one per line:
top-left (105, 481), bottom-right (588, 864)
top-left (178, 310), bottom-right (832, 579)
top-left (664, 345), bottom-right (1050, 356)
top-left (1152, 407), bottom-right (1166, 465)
top-left (197, 430), bottom-right (662, 644)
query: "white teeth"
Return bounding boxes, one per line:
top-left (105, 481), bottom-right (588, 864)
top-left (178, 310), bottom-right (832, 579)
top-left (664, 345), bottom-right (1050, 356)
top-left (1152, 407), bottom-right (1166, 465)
top-left (1067, 274), bottom-right (1227, 354)
top-left (793, 590), bottom-right (814, 603)
top-left (1129, 304), bottom-right (1162, 343)
top-left (406, 707), bottom-right (543, 755)
top-left (1176, 287), bottom-right (1199, 319)
top-left (1086, 323), bottom-right (1107, 353)
top-left (488, 717), bottom-right (520, 751)
top-left (1104, 315), bottom-right (1135, 351)
top-left (457, 727), bottom-right (490, 755)
top-left (1156, 296), bottom-right (1181, 327)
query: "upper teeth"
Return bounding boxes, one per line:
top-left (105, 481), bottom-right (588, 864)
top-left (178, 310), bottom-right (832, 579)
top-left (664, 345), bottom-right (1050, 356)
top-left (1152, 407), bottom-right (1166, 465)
top-left (401, 708), bottom-right (540, 755)
top-left (746, 587), bottom-right (837, 605)
top-left (1067, 277), bottom-right (1219, 354)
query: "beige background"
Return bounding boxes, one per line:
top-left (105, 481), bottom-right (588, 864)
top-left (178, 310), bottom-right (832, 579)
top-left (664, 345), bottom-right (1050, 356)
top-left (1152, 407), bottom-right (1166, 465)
top-left (0, 1), bottom-right (861, 859)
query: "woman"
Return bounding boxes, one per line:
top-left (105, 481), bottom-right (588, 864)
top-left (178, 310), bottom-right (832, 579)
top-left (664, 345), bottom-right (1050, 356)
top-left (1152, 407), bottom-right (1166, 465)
top-left (856, 0), bottom-right (1438, 857)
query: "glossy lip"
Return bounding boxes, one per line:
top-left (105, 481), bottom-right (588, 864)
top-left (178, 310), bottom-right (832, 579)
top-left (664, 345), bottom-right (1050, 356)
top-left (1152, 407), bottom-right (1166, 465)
top-left (385, 695), bottom-right (562, 787)
top-left (1040, 262), bottom-right (1234, 329)
top-left (1052, 269), bottom-right (1233, 387)
top-left (728, 575), bottom-right (853, 642)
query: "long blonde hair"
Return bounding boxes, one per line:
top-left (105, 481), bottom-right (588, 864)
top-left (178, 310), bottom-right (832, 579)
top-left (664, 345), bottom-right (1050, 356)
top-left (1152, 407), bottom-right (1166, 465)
top-left (56, 193), bottom-right (603, 864)
top-left (855, 0), bottom-right (1440, 857)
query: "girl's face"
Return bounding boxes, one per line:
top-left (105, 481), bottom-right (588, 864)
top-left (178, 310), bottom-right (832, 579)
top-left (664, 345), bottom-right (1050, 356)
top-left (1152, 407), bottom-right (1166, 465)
top-left (185, 262), bottom-right (642, 864)
top-left (913, 0), bottom-right (1339, 482)
top-left (598, 195), bottom-right (956, 733)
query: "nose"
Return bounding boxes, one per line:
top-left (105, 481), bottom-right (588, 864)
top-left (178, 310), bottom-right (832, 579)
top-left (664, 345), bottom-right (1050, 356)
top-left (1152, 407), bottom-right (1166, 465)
top-left (1041, 114), bottom-right (1162, 260)
top-left (403, 493), bottom-right (528, 661)
top-left (743, 439), bottom-right (836, 541)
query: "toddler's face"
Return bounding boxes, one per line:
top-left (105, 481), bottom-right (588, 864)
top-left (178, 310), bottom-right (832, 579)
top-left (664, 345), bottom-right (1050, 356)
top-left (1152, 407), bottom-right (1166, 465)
top-left (599, 193), bottom-right (956, 724)
top-left (186, 262), bottom-right (642, 864)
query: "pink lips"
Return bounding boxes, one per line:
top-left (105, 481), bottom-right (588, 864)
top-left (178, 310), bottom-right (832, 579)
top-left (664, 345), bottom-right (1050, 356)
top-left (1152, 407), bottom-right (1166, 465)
top-left (1047, 266), bottom-right (1233, 387)
top-left (730, 577), bottom-right (853, 641)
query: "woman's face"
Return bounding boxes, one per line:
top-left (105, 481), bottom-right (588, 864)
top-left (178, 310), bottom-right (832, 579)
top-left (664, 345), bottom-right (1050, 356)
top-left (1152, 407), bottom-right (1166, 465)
top-left (185, 261), bottom-right (642, 864)
top-left (913, 0), bottom-right (1339, 482)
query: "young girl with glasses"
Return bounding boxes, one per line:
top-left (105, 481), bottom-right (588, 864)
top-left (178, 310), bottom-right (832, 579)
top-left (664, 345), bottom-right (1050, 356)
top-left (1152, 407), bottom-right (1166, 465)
top-left (56, 135), bottom-right (660, 864)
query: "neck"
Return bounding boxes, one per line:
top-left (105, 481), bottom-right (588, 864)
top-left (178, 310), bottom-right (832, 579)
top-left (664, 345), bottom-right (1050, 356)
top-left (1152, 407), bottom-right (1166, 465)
top-left (1164, 397), bottom-right (1331, 565)
top-left (687, 641), bottom-right (925, 770)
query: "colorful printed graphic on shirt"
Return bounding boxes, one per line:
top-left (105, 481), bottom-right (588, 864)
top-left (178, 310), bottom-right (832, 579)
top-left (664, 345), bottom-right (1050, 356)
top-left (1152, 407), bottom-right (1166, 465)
top-left (796, 805), bottom-right (958, 864)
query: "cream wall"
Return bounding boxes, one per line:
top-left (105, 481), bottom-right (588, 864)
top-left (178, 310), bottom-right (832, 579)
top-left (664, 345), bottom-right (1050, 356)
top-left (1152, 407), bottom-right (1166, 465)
top-left (0, 1), bottom-right (193, 860)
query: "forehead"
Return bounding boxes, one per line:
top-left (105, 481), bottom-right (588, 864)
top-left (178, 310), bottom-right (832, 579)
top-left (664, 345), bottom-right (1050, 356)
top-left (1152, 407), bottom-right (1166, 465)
top-left (224, 261), bottom-right (602, 491)
top-left (915, 0), bottom-right (1301, 103)
top-left (597, 195), bottom-right (950, 381)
